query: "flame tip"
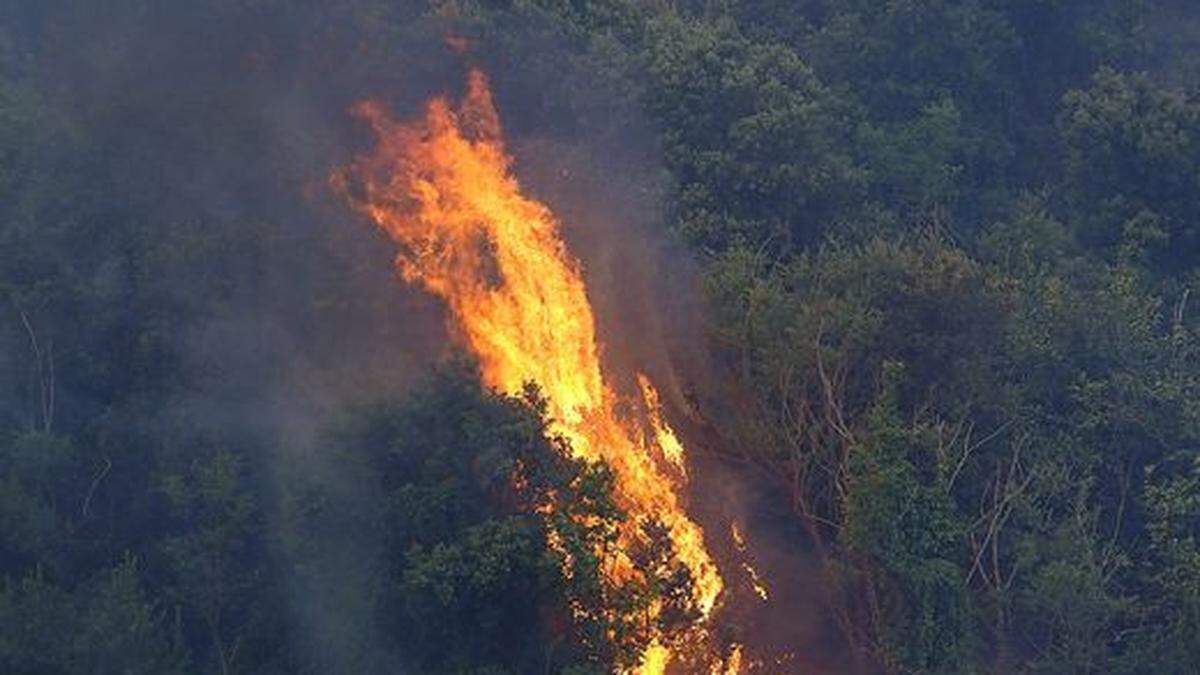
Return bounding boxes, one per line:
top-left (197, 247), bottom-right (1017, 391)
top-left (333, 68), bottom-right (726, 671)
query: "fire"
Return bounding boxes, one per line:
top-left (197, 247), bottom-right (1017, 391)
top-left (641, 643), bottom-right (672, 674)
top-left (731, 523), bottom-right (769, 602)
top-left (723, 645), bottom-right (744, 675)
top-left (332, 69), bottom-right (724, 672)
top-left (637, 373), bottom-right (688, 478)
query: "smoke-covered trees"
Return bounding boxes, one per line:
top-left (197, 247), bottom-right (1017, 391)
top-left (2, 0), bottom-right (1199, 673)
top-left (556, 0), bottom-right (1196, 671)
top-left (646, 3), bottom-right (1197, 671)
top-left (704, 217), bottom-right (1200, 670)
top-left (312, 362), bottom-right (699, 673)
top-left (0, 556), bottom-right (188, 674)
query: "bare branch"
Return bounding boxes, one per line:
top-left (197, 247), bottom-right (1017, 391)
top-left (82, 456), bottom-right (113, 518)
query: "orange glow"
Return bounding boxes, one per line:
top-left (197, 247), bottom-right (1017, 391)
top-left (731, 523), bottom-right (769, 602)
top-left (641, 642), bottom-right (671, 675)
top-left (332, 69), bottom-right (723, 673)
top-left (724, 644), bottom-right (744, 675)
top-left (637, 373), bottom-right (688, 478)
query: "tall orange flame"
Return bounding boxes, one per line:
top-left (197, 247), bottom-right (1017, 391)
top-left (333, 69), bottom-right (724, 673)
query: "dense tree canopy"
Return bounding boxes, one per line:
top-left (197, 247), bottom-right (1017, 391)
top-left (1, 0), bottom-right (1198, 673)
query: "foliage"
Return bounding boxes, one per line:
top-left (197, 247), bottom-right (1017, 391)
top-left (320, 362), bottom-right (684, 673)
top-left (640, 15), bottom-right (862, 252)
top-left (0, 0), bottom-right (1198, 673)
top-left (1059, 68), bottom-right (1200, 273)
top-left (0, 556), bottom-right (187, 675)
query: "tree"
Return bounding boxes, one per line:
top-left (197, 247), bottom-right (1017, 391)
top-left (318, 362), bottom-right (672, 673)
top-left (642, 15), bottom-right (862, 252)
top-left (160, 449), bottom-right (285, 675)
top-left (1059, 68), bottom-right (1200, 275)
top-left (0, 556), bottom-right (187, 674)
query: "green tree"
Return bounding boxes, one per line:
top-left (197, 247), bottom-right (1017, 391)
top-left (0, 556), bottom-right (186, 674)
top-left (642, 15), bottom-right (861, 252)
top-left (321, 362), bottom-right (674, 673)
top-left (160, 449), bottom-right (285, 675)
top-left (1059, 68), bottom-right (1200, 274)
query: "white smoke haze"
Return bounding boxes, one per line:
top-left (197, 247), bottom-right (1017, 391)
top-left (4, 2), bottom-right (890, 671)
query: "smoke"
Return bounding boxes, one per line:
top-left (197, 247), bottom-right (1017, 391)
top-left (498, 56), bottom-right (862, 675)
top-left (8, 2), bottom-right (456, 670)
top-left (4, 1), bottom-right (863, 670)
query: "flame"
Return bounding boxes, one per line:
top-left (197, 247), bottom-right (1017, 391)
top-left (724, 644), bottom-right (744, 675)
top-left (637, 373), bottom-right (688, 478)
top-left (332, 69), bottom-right (724, 673)
top-left (641, 642), bottom-right (671, 674)
top-left (731, 523), bottom-right (769, 602)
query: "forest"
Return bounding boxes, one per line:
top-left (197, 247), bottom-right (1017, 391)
top-left (1, 1), bottom-right (1199, 673)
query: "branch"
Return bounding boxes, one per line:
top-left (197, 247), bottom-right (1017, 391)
top-left (16, 306), bottom-right (54, 432)
top-left (82, 456), bottom-right (112, 518)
